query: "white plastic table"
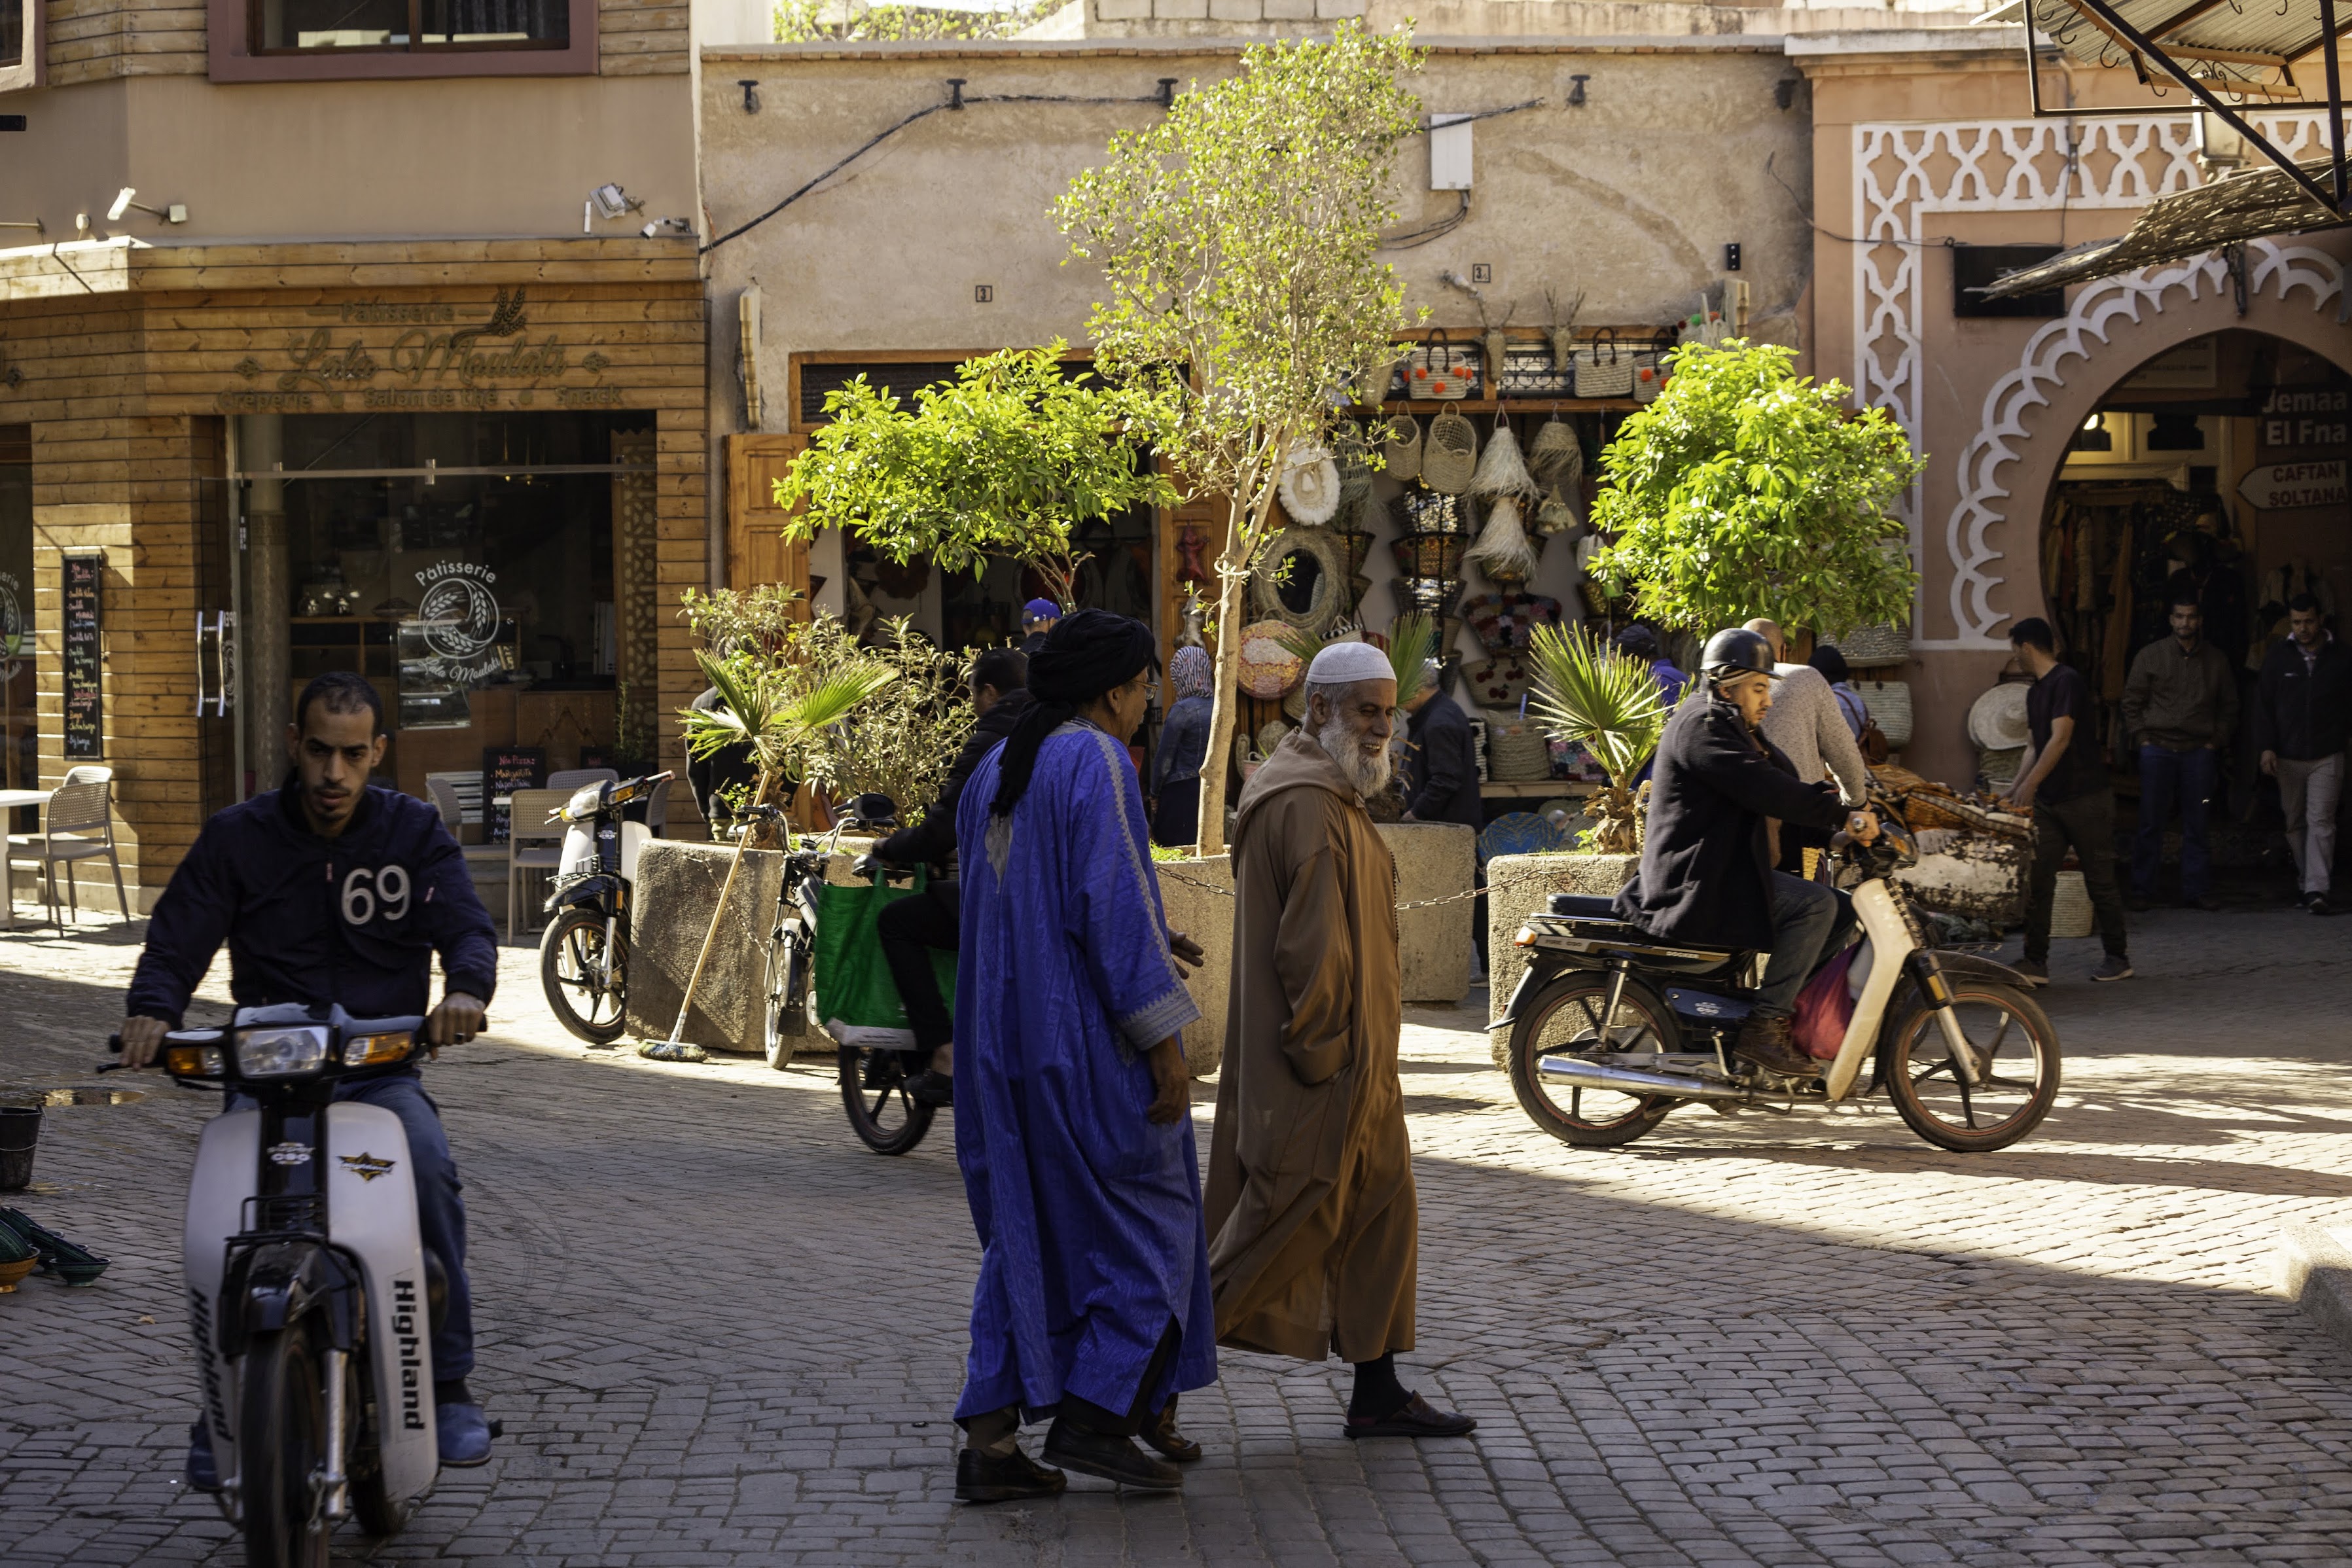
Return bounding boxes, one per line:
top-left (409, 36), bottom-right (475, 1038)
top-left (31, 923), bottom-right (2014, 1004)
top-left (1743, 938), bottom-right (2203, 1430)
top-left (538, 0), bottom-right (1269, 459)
top-left (0, 788), bottom-right (50, 929)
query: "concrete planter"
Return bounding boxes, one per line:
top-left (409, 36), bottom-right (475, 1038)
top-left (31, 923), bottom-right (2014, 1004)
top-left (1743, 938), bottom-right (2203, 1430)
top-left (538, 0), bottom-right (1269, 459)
top-left (1155, 821), bottom-right (1478, 1080)
top-left (1484, 851), bottom-right (1638, 1067)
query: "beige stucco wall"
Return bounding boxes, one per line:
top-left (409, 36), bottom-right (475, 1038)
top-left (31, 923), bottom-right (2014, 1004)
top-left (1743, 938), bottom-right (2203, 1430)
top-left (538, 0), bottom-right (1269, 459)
top-left (1797, 31), bottom-right (2352, 788)
top-left (0, 73), bottom-right (697, 241)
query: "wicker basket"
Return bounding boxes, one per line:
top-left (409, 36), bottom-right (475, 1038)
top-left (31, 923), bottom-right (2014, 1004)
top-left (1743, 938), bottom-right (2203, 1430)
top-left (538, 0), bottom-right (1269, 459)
top-left (1393, 577), bottom-right (1465, 620)
top-left (1855, 678), bottom-right (1912, 749)
top-left (1338, 530), bottom-right (1377, 575)
top-left (1382, 415), bottom-right (1423, 482)
top-left (1391, 533), bottom-right (1467, 577)
top-left (1979, 745), bottom-right (2027, 788)
top-left (2050, 870), bottom-right (2094, 939)
top-left (1392, 490), bottom-right (1469, 535)
top-left (1421, 409), bottom-right (1480, 495)
top-left (1483, 715), bottom-right (1554, 781)
top-left (1836, 623), bottom-right (1910, 667)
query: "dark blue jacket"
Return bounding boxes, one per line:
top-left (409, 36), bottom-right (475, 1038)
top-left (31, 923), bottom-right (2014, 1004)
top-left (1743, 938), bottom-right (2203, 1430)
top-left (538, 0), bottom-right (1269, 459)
top-left (1405, 690), bottom-right (1483, 828)
top-left (127, 784), bottom-right (499, 1029)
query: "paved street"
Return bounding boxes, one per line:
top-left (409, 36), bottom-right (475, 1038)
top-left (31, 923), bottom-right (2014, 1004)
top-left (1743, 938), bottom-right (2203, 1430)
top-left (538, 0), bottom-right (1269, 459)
top-left (2, 904), bottom-right (2349, 1567)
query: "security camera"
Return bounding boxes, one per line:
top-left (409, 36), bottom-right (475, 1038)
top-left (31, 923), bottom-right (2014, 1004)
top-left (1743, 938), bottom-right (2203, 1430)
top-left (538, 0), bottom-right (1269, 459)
top-left (640, 217), bottom-right (692, 238)
top-left (107, 188), bottom-right (187, 224)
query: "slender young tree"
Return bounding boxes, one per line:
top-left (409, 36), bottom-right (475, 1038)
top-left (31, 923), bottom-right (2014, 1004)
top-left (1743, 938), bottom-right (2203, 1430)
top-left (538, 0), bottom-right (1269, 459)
top-left (1056, 22), bottom-right (1425, 855)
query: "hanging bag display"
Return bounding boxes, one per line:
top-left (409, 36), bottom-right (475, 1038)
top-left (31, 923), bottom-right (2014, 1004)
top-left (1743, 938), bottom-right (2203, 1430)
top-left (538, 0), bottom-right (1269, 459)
top-left (1420, 406), bottom-right (1480, 495)
top-left (1571, 329), bottom-right (1633, 399)
top-left (1404, 329), bottom-right (1481, 401)
top-left (1381, 414), bottom-right (1423, 483)
top-left (814, 866), bottom-right (954, 1050)
top-left (1529, 414), bottom-right (1584, 494)
top-left (1631, 329), bottom-right (1675, 404)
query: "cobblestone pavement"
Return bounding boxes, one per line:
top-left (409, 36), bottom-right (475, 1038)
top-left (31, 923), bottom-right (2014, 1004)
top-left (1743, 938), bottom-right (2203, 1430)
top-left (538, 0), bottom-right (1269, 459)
top-left (2, 902), bottom-right (2349, 1567)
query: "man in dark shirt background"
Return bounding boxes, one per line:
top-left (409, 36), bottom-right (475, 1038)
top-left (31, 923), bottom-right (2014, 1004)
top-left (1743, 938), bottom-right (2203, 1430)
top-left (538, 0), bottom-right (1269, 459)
top-left (2003, 618), bottom-right (2131, 985)
top-left (2253, 593), bottom-right (2349, 916)
top-left (1399, 662), bottom-right (1486, 969)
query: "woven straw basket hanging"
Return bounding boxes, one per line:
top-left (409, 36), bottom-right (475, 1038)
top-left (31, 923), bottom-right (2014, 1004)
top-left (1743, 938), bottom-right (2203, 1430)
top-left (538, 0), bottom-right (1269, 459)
top-left (1484, 714), bottom-right (1554, 781)
top-left (1855, 679), bottom-right (1912, 749)
top-left (2050, 870), bottom-right (2094, 940)
top-left (1421, 408), bottom-right (1480, 496)
top-left (1529, 417), bottom-right (1583, 494)
top-left (1382, 415), bottom-right (1423, 484)
top-left (1837, 623), bottom-right (1910, 666)
top-left (1465, 495), bottom-right (1540, 584)
top-left (1470, 419), bottom-right (1537, 501)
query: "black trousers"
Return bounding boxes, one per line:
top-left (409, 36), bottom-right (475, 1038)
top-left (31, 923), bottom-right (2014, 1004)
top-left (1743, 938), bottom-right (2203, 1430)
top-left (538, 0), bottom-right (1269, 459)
top-left (2025, 789), bottom-right (2129, 962)
top-left (876, 880), bottom-right (958, 1055)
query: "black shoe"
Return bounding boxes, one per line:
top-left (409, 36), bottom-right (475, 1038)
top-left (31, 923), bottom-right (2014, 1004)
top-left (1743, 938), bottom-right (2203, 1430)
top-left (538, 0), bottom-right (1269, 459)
top-left (2307, 893), bottom-right (2336, 918)
top-left (1140, 1395), bottom-right (1202, 1463)
top-left (1344, 1393), bottom-right (1479, 1440)
top-left (2011, 957), bottom-right (2049, 988)
top-left (185, 1421), bottom-right (221, 1492)
top-left (1041, 1418), bottom-right (1183, 1491)
top-left (907, 1069), bottom-right (955, 1108)
top-left (2090, 955), bottom-right (2133, 982)
top-left (2126, 893), bottom-right (2156, 912)
top-left (2187, 894), bottom-right (2222, 912)
top-left (955, 1446), bottom-right (1066, 1505)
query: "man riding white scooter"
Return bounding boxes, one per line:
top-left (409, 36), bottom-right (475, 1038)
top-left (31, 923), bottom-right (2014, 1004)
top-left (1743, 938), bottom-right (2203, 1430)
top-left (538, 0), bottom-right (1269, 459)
top-left (119, 671), bottom-right (502, 1485)
top-left (1614, 628), bottom-right (1881, 1078)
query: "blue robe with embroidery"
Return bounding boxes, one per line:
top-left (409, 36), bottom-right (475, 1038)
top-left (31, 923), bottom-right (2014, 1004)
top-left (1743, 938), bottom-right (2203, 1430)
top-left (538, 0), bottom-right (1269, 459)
top-left (952, 720), bottom-right (1214, 1423)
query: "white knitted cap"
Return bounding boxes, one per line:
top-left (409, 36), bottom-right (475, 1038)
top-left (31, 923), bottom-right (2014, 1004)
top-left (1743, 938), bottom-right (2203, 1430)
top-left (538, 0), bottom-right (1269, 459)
top-left (1306, 641), bottom-right (1397, 688)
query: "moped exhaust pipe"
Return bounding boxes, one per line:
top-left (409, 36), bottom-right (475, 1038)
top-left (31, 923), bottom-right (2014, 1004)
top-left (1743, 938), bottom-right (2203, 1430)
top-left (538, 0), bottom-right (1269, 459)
top-left (1537, 1055), bottom-right (1750, 1103)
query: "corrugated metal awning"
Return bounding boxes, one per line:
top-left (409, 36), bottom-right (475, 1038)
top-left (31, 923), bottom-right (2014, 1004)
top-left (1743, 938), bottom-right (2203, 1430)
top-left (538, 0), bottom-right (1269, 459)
top-left (2027, 0), bottom-right (2352, 98)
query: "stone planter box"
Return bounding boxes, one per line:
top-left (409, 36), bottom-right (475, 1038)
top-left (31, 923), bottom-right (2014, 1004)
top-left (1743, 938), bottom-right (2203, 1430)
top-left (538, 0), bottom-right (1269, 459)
top-left (1483, 851), bottom-right (1637, 1067)
top-left (1155, 822), bottom-right (1477, 1079)
top-left (622, 837), bottom-right (878, 1054)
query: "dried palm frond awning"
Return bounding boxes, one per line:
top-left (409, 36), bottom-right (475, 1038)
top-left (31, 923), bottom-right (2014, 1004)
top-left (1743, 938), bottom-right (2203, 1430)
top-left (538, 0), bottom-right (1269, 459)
top-left (1977, 158), bottom-right (2347, 298)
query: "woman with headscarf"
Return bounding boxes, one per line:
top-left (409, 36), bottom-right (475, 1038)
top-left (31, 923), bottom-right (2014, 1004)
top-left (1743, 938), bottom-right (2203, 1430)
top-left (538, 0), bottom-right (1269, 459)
top-left (1150, 645), bottom-right (1215, 847)
top-left (1808, 643), bottom-right (1870, 741)
top-left (948, 610), bottom-right (1217, 1504)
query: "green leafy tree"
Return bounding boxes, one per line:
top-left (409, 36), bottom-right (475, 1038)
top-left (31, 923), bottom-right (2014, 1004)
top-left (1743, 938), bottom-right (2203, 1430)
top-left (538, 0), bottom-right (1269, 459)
top-left (1054, 22), bottom-right (1425, 854)
top-left (1588, 340), bottom-right (1922, 640)
top-left (770, 342), bottom-right (1173, 603)
top-left (772, 0), bottom-right (1061, 42)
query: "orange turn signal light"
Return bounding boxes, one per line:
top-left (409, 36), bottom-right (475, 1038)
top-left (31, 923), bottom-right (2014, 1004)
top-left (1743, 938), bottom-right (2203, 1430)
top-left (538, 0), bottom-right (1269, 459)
top-left (166, 1044), bottom-right (224, 1077)
top-left (342, 1032), bottom-right (415, 1067)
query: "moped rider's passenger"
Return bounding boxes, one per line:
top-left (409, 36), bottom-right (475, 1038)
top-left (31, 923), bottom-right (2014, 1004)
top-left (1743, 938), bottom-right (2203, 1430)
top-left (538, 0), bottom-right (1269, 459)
top-left (118, 671), bottom-right (502, 1483)
top-left (1613, 628), bottom-right (1880, 1078)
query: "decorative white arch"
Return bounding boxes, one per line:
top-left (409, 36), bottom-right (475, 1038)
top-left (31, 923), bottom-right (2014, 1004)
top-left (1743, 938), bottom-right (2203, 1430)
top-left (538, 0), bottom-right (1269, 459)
top-left (1939, 241), bottom-right (2347, 647)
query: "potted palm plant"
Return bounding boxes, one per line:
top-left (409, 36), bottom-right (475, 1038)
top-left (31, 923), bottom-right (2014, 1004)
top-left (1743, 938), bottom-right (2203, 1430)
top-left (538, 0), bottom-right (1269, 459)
top-left (1525, 624), bottom-right (1667, 854)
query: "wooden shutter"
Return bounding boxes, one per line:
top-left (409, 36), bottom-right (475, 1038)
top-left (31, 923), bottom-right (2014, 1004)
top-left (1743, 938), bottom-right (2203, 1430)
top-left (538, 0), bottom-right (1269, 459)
top-left (726, 433), bottom-right (811, 606)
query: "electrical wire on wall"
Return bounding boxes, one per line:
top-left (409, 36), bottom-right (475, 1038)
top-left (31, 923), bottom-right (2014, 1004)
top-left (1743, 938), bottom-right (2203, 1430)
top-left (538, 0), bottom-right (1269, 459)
top-left (1763, 151), bottom-right (1957, 253)
top-left (1378, 98), bottom-right (1545, 251)
top-left (701, 79), bottom-right (1179, 257)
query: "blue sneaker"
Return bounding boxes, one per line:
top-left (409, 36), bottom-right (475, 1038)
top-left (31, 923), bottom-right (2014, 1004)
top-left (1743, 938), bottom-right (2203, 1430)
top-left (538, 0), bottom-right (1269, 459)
top-left (437, 1400), bottom-right (492, 1467)
top-left (185, 1420), bottom-right (221, 1491)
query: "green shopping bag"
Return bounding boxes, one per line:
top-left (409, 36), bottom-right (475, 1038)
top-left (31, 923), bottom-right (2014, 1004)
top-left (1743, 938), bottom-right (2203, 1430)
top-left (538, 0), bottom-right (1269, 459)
top-left (812, 868), bottom-right (955, 1050)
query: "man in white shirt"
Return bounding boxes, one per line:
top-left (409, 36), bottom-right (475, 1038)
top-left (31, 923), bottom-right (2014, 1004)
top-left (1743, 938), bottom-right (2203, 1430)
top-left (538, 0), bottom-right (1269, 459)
top-left (1743, 620), bottom-right (1872, 876)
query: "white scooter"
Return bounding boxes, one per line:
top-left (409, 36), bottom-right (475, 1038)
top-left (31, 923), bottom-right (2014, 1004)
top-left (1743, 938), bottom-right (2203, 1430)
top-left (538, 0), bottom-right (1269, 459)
top-left (113, 1005), bottom-right (447, 1566)
top-left (1499, 821), bottom-right (2061, 1153)
top-left (539, 770), bottom-right (671, 1044)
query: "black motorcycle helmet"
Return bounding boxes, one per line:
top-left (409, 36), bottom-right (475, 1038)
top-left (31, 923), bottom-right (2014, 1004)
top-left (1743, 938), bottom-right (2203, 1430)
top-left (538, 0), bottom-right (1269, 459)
top-left (1700, 627), bottom-right (1780, 687)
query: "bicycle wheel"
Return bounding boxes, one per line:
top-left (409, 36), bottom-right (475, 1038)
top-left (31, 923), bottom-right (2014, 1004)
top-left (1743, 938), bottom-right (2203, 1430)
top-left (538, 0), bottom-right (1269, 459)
top-left (539, 906), bottom-right (626, 1044)
top-left (1506, 973), bottom-right (1681, 1149)
top-left (761, 925), bottom-right (808, 1072)
top-left (1883, 983), bottom-right (2060, 1153)
top-left (238, 1322), bottom-right (331, 1568)
top-left (839, 1046), bottom-right (935, 1156)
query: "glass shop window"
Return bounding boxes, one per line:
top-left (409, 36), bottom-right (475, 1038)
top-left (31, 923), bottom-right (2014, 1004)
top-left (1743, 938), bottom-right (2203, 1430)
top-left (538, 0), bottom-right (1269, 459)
top-left (1, 0), bottom-right (24, 70)
top-left (0, 426), bottom-right (33, 797)
top-left (251, 0), bottom-right (569, 52)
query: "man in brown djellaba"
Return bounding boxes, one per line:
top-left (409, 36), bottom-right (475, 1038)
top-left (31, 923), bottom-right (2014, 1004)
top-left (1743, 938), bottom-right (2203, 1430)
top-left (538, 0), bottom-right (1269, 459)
top-left (1203, 641), bottom-right (1478, 1440)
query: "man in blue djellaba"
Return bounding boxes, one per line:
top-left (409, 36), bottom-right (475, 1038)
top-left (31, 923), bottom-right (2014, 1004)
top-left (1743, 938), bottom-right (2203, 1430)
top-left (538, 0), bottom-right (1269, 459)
top-left (950, 609), bottom-right (1215, 1502)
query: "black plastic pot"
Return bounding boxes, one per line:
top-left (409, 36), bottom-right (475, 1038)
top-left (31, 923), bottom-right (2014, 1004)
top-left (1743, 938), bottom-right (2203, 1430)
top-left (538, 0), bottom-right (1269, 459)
top-left (0, 1105), bottom-right (40, 1191)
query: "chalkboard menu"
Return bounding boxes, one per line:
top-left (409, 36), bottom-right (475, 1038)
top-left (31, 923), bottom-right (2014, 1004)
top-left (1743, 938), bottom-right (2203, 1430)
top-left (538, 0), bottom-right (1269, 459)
top-left (482, 747), bottom-right (544, 844)
top-left (63, 553), bottom-right (103, 760)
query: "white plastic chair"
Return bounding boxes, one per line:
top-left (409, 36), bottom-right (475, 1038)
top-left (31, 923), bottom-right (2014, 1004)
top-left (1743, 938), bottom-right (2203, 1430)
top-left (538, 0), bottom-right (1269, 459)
top-left (9, 771), bottom-right (129, 925)
top-left (547, 768), bottom-right (619, 793)
top-left (641, 776), bottom-right (671, 837)
top-left (426, 777), bottom-right (512, 876)
top-left (503, 788), bottom-right (573, 942)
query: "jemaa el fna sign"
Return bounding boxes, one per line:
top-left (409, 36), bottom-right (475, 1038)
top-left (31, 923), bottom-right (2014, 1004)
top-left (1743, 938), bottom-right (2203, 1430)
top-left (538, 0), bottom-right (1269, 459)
top-left (2236, 459), bottom-right (2347, 512)
top-left (214, 289), bottom-right (619, 413)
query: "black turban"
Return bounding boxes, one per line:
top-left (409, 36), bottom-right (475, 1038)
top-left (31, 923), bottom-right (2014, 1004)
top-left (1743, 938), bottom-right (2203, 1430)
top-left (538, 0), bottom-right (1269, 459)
top-left (991, 610), bottom-right (1159, 819)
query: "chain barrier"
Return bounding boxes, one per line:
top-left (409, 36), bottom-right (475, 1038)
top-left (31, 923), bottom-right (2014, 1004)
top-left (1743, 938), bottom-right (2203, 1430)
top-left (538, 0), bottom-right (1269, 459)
top-left (1155, 863), bottom-right (1590, 912)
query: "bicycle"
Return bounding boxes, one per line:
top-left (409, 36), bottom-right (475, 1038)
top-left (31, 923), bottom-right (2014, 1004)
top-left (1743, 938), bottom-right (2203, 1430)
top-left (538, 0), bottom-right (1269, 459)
top-left (742, 796), bottom-right (940, 1157)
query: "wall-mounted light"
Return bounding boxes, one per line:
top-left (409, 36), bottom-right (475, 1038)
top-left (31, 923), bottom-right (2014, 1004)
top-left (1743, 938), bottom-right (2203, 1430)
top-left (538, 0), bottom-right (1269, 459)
top-left (737, 79), bottom-right (760, 113)
top-left (0, 217), bottom-right (41, 236)
top-left (1774, 76), bottom-right (1800, 112)
top-left (2195, 111), bottom-right (2246, 178)
top-left (107, 188), bottom-right (188, 224)
top-left (2070, 412), bottom-right (2114, 453)
top-left (586, 183), bottom-right (645, 234)
top-left (1567, 74), bottom-right (1590, 107)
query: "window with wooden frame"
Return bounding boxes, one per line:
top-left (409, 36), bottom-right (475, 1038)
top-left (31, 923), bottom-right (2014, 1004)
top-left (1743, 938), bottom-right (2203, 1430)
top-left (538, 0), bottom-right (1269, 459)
top-left (1, 0), bottom-right (24, 69)
top-left (249, 0), bottom-right (569, 54)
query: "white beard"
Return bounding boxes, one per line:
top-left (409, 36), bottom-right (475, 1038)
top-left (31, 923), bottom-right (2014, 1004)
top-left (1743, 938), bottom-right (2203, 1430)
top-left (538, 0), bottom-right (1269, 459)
top-left (1315, 724), bottom-right (1393, 799)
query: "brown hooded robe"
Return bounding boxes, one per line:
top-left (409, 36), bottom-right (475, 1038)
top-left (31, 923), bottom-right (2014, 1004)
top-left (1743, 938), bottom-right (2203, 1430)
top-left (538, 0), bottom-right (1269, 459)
top-left (1204, 730), bottom-right (1415, 1364)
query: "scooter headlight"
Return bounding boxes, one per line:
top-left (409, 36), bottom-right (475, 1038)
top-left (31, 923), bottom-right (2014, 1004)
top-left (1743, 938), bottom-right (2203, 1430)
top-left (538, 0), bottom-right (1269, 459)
top-left (233, 1025), bottom-right (332, 1079)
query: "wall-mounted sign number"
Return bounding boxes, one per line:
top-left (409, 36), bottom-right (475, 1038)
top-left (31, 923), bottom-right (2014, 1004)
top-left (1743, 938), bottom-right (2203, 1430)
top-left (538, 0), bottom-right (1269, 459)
top-left (63, 552), bottom-right (103, 760)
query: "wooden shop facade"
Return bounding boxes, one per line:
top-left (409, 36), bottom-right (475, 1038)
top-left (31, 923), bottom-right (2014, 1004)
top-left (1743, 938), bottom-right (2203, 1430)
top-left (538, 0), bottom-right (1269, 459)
top-left (0, 238), bottom-right (709, 904)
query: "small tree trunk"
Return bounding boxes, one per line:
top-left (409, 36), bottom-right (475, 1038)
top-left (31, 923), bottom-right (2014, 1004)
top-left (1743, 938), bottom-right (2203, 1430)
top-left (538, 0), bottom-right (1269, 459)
top-left (1192, 472), bottom-right (1283, 858)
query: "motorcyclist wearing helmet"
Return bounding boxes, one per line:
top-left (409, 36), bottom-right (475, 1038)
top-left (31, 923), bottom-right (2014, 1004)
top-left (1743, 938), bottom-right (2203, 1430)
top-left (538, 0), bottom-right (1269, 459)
top-left (1613, 628), bottom-right (1880, 1078)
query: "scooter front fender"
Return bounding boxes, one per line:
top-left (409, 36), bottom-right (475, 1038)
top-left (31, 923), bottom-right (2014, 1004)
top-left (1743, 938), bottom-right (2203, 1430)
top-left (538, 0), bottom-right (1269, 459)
top-left (324, 1100), bottom-right (438, 1502)
top-left (1488, 955), bottom-right (1593, 1038)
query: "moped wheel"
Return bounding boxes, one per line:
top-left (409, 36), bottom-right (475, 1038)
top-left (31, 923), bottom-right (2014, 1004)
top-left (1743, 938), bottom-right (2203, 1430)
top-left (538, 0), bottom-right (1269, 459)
top-left (839, 1046), bottom-right (935, 1156)
top-left (541, 906), bottom-right (627, 1044)
top-left (1883, 982), bottom-right (2059, 1153)
top-left (761, 928), bottom-right (808, 1071)
top-left (346, 1355), bottom-right (409, 1539)
top-left (238, 1323), bottom-right (331, 1568)
top-left (1506, 974), bottom-right (1680, 1149)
